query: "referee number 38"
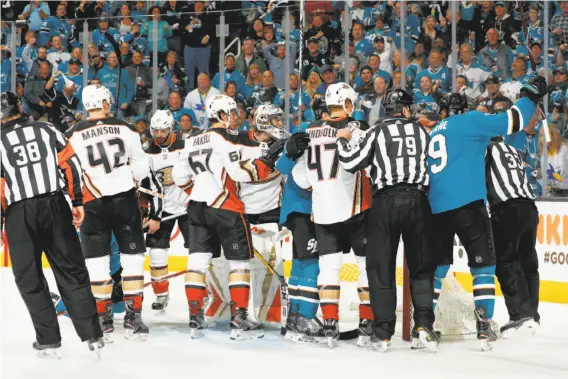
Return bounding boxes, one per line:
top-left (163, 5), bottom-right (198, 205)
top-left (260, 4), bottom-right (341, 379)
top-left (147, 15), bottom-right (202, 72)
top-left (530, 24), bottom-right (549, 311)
top-left (428, 134), bottom-right (447, 174)
top-left (14, 141), bottom-right (42, 166)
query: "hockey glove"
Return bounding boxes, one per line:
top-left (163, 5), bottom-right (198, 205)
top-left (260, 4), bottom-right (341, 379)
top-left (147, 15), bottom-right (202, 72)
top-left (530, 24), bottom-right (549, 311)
top-left (259, 138), bottom-right (287, 168)
top-left (285, 132), bottom-right (310, 160)
top-left (520, 76), bottom-right (547, 105)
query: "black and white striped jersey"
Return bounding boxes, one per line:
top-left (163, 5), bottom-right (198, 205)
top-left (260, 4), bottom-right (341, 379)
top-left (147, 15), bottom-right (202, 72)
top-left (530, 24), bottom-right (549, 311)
top-left (0, 117), bottom-right (83, 208)
top-left (337, 117), bottom-right (430, 192)
top-left (486, 140), bottom-right (536, 207)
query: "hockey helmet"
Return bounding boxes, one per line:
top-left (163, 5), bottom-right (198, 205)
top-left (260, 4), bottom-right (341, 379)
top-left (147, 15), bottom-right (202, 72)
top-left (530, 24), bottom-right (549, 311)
top-left (312, 97), bottom-right (329, 120)
top-left (383, 89), bottom-right (414, 116)
top-left (150, 110), bottom-right (175, 134)
top-left (82, 84), bottom-right (114, 112)
top-left (437, 93), bottom-right (468, 117)
top-left (0, 91), bottom-right (21, 121)
top-left (325, 82), bottom-right (358, 116)
top-left (254, 103), bottom-right (290, 140)
top-left (206, 94), bottom-right (238, 126)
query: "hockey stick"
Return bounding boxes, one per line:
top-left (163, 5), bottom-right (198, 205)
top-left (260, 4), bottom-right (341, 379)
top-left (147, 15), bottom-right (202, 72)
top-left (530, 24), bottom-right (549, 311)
top-left (540, 107), bottom-right (552, 143)
top-left (137, 187), bottom-right (188, 207)
top-left (105, 31), bottom-right (124, 114)
top-left (160, 212), bottom-right (187, 222)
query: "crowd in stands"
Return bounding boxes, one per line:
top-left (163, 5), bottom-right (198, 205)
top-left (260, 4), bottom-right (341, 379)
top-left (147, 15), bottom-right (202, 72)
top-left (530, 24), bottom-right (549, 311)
top-left (1, 0), bottom-right (567, 196)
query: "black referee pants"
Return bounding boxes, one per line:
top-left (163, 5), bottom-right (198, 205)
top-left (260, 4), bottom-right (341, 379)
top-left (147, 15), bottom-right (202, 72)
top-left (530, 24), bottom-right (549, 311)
top-left (365, 185), bottom-right (436, 340)
top-left (5, 192), bottom-right (102, 345)
top-left (491, 199), bottom-right (539, 321)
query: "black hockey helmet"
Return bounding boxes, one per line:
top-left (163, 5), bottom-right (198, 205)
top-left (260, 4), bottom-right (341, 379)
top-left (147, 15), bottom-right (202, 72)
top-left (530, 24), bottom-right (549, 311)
top-left (1, 91), bottom-right (21, 122)
top-left (437, 92), bottom-right (468, 117)
top-left (312, 97), bottom-right (329, 120)
top-left (383, 89), bottom-right (414, 116)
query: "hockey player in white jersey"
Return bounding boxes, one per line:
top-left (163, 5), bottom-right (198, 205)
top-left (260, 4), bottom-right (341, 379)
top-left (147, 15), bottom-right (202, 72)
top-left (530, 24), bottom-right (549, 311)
top-left (172, 95), bottom-right (284, 340)
top-left (143, 110), bottom-right (191, 313)
top-left (67, 84), bottom-right (150, 341)
top-left (292, 83), bottom-right (374, 347)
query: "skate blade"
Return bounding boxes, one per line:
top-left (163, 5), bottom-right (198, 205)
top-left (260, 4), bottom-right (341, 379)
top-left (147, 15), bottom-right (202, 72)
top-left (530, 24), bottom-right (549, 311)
top-left (190, 328), bottom-right (205, 339)
top-left (356, 335), bottom-right (373, 348)
top-left (153, 308), bottom-right (166, 316)
top-left (230, 329), bottom-right (264, 341)
top-left (479, 338), bottom-right (492, 351)
top-left (326, 336), bottom-right (338, 349)
top-left (102, 333), bottom-right (114, 344)
top-left (283, 330), bottom-right (326, 345)
top-left (418, 331), bottom-right (438, 352)
top-left (411, 337), bottom-right (425, 350)
top-left (502, 320), bottom-right (538, 339)
top-left (124, 330), bottom-right (148, 341)
top-left (88, 344), bottom-right (103, 360)
top-left (37, 349), bottom-right (62, 359)
top-left (372, 340), bottom-right (389, 353)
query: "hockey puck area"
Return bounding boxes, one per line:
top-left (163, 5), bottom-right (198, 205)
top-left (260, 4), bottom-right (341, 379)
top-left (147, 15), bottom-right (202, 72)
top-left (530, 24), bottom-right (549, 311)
top-left (2, 268), bottom-right (568, 379)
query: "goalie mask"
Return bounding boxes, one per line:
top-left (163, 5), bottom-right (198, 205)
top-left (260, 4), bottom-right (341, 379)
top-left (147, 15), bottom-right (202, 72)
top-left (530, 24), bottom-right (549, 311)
top-left (206, 94), bottom-right (238, 127)
top-left (82, 84), bottom-right (114, 113)
top-left (325, 82), bottom-right (358, 116)
top-left (254, 103), bottom-right (290, 140)
top-left (150, 110), bottom-right (174, 145)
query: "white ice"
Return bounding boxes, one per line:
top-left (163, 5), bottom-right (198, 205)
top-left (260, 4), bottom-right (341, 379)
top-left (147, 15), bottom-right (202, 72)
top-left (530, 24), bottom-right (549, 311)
top-left (1, 268), bottom-right (567, 379)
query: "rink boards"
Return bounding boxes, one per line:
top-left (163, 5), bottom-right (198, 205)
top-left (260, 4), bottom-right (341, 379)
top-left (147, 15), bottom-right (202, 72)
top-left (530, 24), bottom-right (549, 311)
top-left (1, 200), bottom-right (567, 304)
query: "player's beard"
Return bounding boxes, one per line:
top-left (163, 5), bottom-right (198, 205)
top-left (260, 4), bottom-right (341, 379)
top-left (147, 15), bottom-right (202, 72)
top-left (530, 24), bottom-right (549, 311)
top-left (155, 133), bottom-right (170, 146)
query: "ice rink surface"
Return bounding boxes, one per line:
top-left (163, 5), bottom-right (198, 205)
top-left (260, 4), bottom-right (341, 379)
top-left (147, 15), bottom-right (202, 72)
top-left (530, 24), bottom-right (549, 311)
top-left (1, 268), bottom-right (567, 379)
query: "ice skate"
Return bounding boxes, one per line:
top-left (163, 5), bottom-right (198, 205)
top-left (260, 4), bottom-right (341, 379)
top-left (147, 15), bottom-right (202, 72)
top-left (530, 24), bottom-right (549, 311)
top-left (415, 326), bottom-right (439, 352)
top-left (370, 336), bottom-right (390, 353)
top-left (123, 311), bottom-right (149, 341)
top-left (411, 327), bottom-right (441, 350)
top-left (98, 301), bottom-right (114, 343)
top-left (87, 337), bottom-right (105, 359)
top-left (33, 341), bottom-right (62, 359)
top-left (475, 308), bottom-right (497, 351)
top-left (284, 313), bottom-right (325, 344)
top-left (189, 301), bottom-right (207, 339)
top-left (322, 318), bottom-right (339, 348)
top-left (356, 319), bottom-right (374, 347)
top-left (500, 317), bottom-right (537, 339)
top-left (151, 294), bottom-right (169, 314)
top-left (229, 306), bottom-right (264, 341)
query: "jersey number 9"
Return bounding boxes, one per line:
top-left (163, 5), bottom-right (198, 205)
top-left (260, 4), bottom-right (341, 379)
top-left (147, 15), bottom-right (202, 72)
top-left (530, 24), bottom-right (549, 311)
top-left (428, 134), bottom-right (448, 174)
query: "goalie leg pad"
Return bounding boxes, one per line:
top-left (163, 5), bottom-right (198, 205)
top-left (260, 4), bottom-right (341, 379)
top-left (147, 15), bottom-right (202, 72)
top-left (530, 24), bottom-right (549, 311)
top-left (318, 253), bottom-right (342, 321)
top-left (433, 264), bottom-right (450, 311)
top-left (149, 248), bottom-right (169, 295)
top-left (295, 258), bottom-right (319, 320)
top-left (121, 253), bottom-right (146, 311)
top-left (356, 256), bottom-right (373, 321)
top-left (471, 265), bottom-right (496, 319)
top-left (228, 260), bottom-right (251, 310)
top-left (185, 252), bottom-right (212, 313)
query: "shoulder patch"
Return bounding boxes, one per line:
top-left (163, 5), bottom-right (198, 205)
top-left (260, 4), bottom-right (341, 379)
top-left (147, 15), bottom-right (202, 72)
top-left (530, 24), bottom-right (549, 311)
top-left (226, 128), bottom-right (238, 135)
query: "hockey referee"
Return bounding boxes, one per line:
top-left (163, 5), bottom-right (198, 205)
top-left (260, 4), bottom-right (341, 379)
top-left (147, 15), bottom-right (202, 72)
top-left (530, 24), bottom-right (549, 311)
top-left (0, 91), bottom-right (104, 358)
top-left (486, 129), bottom-right (540, 337)
top-left (335, 89), bottom-right (438, 352)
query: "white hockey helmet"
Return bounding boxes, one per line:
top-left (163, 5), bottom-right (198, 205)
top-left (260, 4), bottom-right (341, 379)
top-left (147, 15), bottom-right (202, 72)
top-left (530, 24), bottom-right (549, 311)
top-left (325, 82), bottom-right (358, 116)
top-left (82, 84), bottom-right (114, 112)
top-left (150, 110), bottom-right (175, 135)
top-left (254, 103), bottom-right (291, 140)
top-left (206, 94), bottom-right (238, 126)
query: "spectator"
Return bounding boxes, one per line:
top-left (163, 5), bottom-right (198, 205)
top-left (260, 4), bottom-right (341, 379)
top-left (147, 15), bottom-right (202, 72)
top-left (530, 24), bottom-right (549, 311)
top-left (365, 15), bottom-right (391, 44)
top-left (47, 80), bottom-right (81, 133)
top-left (519, 5), bottom-right (547, 48)
top-left (46, 36), bottom-right (71, 71)
top-left (367, 53), bottom-right (391, 84)
top-left (316, 65), bottom-right (336, 95)
top-left (177, 113), bottom-right (196, 137)
top-left (224, 80), bottom-right (246, 104)
top-left (92, 17), bottom-right (121, 59)
top-left (184, 73), bottom-right (220, 128)
top-left (302, 37), bottom-right (332, 81)
top-left (24, 61), bottom-right (52, 120)
top-left (305, 68), bottom-right (322, 99)
top-left (88, 51), bottom-right (106, 77)
top-left (418, 16), bottom-right (443, 57)
top-left (167, 91), bottom-right (197, 126)
top-left (96, 51), bottom-right (135, 117)
top-left (454, 43), bottom-right (490, 100)
top-left (54, 58), bottom-right (85, 102)
top-left (126, 51), bottom-right (152, 118)
top-left (75, 1), bottom-right (110, 29)
top-left (484, 1), bottom-right (520, 50)
top-left (115, 3), bottom-right (134, 37)
top-left (539, 123), bottom-right (568, 197)
top-left (371, 36), bottom-right (394, 74)
top-left (242, 63), bottom-right (264, 100)
top-left (475, 75), bottom-right (511, 112)
top-left (414, 49), bottom-right (451, 94)
top-left (392, 70), bottom-right (403, 90)
top-left (550, 66), bottom-right (568, 109)
top-left (18, 0), bottom-right (50, 32)
top-left (355, 65), bottom-right (375, 97)
top-left (16, 81), bottom-right (32, 117)
top-left (135, 115), bottom-right (152, 149)
top-left (551, 0), bottom-right (568, 52)
top-left (28, 47), bottom-right (52, 77)
top-left (38, 4), bottom-right (78, 50)
top-left (274, 14), bottom-right (301, 48)
top-left (263, 41), bottom-right (297, 90)
top-left (161, 0), bottom-right (185, 57)
top-left (234, 101), bottom-right (251, 132)
top-left (274, 73), bottom-right (310, 115)
top-left (126, 23), bottom-right (149, 60)
top-left (351, 21), bottom-right (374, 58)
top-left (249, 70), bottom-right (279, 107)
top-left (57, 47), bottom-right (83, 73)
top-left (118, 41), bottom-right (133, 67)
top-left (142, 6), bottom-right (173, 64)
top-left (455, 74), bottom-right (478, 103)
top-left (303, 13), bottom-right (339, 56)
top-left (472, 1), bottom-right (496, 52)
top-left (241, 18), bottom-right (265, 44)
top-left (159, 50), bottom-right (186, 94)
top-left (1, 47), bottom-right (11, 92)
top-left (478, 28), bottom-right (514, 81)
top-left (181, 0), bottom-right (213, 92)
top-left (500, 57), bottom-right (531, 103)
top-left (520, 41), bottom-right (556, 76)
top-left (235, 37), bottom-right (267, 79)
top-left (18, 31), bottom-right (38, 75)
top-left (212, 53), bottom-right (246, 96)
top-left (263, 25), bottom-right (276, 46)
top-left (364, 76), bottom-right (388, 127)
top-left (440, 7), bottom-right (472, 49)
top-left (333, 41), bottom-right (365, 78)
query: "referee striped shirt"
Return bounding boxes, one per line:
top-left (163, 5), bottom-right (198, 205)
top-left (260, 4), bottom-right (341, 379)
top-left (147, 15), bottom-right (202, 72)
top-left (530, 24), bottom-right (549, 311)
top-left (486, 140), bottom-right (535, 207)
top-left (0, 117), bottom-right (83, 208)
top-left (337, 117), bottom-right (430, 192)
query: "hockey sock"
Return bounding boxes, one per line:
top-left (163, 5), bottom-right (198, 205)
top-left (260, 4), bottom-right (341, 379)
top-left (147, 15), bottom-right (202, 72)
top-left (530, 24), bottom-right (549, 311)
top-left (433, 264), bottom-right (450, 312)
top-left (296, 258), bottom-right (319, 320)
top-left (85, 255), bottom-right (113, 314)
top-left (109, 232), bottom-right (121, 277)
top-left (149, 248), bottom-right (169, 295)
top-left (288, 259), bottom-right (302, 316)
top-left (318, 253), bottom-right (342, 321)
top-left (121, 253), bottom-right (146, 312)
top-left (471, 265), bottom-right (496, 319)
top-left (228, 260), bottom-right (251, 310)
top-left (356, 256), bottom-right (373, 321)
top-left (185, 253), bottom-right (212, 314)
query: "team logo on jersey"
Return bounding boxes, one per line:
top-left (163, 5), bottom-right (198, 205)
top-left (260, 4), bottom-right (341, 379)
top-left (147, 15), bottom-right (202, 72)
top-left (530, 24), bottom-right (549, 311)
top-left (226, 128), bottom-right (238, 135)
top-left (156, 166), bottom-right (174, 186)
top-left (306, 238), bottom-right (317, 253)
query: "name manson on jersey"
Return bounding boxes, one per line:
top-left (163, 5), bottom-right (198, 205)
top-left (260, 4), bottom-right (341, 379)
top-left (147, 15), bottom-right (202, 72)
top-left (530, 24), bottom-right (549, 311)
top-left (81, 126), bottom-right (121, 140)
